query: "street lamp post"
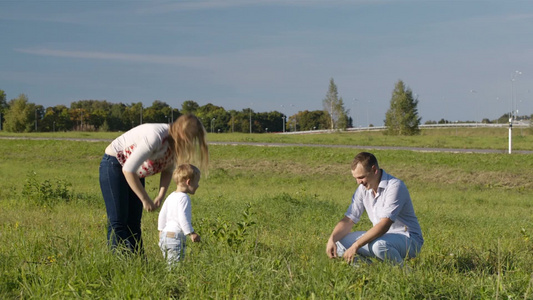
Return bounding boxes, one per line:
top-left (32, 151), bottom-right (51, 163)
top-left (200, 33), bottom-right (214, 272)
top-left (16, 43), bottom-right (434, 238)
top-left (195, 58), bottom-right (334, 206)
top-left (470, 89), bottom-right (478, 125)
top-left (509, 116), bottom-right (513, 154)
top-left (291, 104), bottom-right (298, 132)
top-left (329, 100), bottom-right (334, 130)
top-left (353, 98), bottom-right (359, 128)
top-left (249, 108), bottom-right (252, 134)
top-left (282, 116), bottom-right (285, 133)
top-left (509, 70), bottom-right (522, 154)
top-left (231, 113), bottom-right (234, 133)
top-left (495, 97), bottom-right (500, 124)
top-left (512, 71), bottom-right (522, 119)
top-left (211, 118), bottom-right (216, 133)
top-left (366, 100), bottom-right (370, 130)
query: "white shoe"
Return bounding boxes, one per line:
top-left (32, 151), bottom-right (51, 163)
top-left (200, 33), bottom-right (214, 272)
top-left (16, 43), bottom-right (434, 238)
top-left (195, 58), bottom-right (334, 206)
top-left (335, 241), bottom-right (346, 257)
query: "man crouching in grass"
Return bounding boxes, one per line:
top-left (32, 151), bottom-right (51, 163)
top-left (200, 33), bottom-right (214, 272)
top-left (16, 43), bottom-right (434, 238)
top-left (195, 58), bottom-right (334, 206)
top-left (326, 152), bottom-right (423, 266)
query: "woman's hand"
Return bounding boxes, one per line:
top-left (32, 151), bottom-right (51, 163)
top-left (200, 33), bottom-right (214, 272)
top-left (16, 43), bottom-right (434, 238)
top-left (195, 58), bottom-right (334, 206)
top-left (142, 199), bottom-right (156, 212)
top-left (123, 170), bottom-right (158, 212)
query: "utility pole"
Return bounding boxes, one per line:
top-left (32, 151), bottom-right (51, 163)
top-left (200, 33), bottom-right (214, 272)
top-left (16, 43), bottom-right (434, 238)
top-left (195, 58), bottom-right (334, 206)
top-left (509, 70), bottom-right (522, 154)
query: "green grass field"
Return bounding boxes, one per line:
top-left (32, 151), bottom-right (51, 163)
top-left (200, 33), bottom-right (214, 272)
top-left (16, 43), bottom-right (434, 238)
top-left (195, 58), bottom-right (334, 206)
top-left (1, 129), bottom-right (532, 298)
top-left (2, 126), bottom-right (533, 150)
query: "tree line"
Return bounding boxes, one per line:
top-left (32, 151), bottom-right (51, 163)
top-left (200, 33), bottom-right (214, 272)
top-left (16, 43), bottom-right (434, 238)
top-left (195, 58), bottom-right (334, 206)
top-left (0, 95), bottom-right (339, 133)
top-left (0, 79), bottom-right (356, 133)
top-left (9, 79), bottom-right (510, 135)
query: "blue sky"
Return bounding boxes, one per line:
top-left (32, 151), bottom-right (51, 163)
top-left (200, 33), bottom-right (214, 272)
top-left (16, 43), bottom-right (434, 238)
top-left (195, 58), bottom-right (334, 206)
top-left (1, 0), bottom-right (532, 126)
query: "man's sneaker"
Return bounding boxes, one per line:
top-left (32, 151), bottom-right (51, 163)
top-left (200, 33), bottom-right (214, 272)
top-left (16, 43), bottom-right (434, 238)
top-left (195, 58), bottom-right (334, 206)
top-left (335, 241), bottom-right (346, 257)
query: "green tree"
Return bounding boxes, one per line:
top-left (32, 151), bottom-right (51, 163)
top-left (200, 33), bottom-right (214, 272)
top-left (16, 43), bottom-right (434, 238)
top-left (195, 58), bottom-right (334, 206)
top-left (322, 78), bottom-right (348, 130)
top-left (384, 80), bottom-right (421, 136)
top-left (41, 107), bottom-right (57, 131)
top-left (69, 107), bottom-right (87, 131)
top-left (107, 102), bottom-right (128, 131)
top-left (530, 114), bottom-right (533, 133)
top-left (0, 90), bottom-right (6, 110)
top-left (0, 90), bottom-right (7, 130)
top-left (41, 105), bottom-right (73, 131)
top-left (251, 111), bottom-right (284, 133)
top-left (124, 102), bottom-right (144, 128)
top-left (260, 110), bottom-right (284, 133)
top-left (4, 94), bottom-right (37, 132)
top-left (230, 108), bottom-right (255, 133)
top-left (227, 110), bottom-right (240, 133)
top-left (294, 110), bottom-right (329, 131)
top-left (496, 113), bottom-right (512, 124)
top-left (70, 100), bottom-right (112, 131)
top-left (143, 100), bottom-right (172, 123)
top-left (195, 103), bottom-right (230, 133)
top-left (181, 100), bottom-right (200, 115)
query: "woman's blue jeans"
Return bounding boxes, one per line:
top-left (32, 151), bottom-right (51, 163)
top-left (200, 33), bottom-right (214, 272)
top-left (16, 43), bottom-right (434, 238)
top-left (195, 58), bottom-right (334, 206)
top-left (99, 154), bottom-right (145, 254)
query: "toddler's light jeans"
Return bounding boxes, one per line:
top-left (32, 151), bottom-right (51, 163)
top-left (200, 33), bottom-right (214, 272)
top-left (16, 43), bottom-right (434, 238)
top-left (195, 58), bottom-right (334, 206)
top-left (159, 231), bottom-right (186, 265)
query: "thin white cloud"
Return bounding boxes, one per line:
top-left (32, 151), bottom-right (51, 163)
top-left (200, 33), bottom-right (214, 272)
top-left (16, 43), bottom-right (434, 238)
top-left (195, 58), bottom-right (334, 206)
top-left (134, 0), bottom-right (378, 14)
top-left (13, 46), bottom-right (317, 89)
top-left (15, 48), bottom-right (210, 67)
top-left (15, 45), bottom-right (312, 68)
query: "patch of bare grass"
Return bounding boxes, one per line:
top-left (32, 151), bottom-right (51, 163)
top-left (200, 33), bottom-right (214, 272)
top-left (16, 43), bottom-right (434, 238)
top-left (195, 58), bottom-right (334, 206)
top-left (393, 165), bottom-right (532, 189)
top-left (211, 158), bottom-right (348, 178)
top-left (213, 154), bottom-right (533, 191)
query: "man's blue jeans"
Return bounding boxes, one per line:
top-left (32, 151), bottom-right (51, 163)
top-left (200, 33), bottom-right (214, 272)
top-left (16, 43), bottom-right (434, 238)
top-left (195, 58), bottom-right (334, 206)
top-left (339, 231), bottom-right (423, 265)
top-left (99, 154), bottom-right (145, 254)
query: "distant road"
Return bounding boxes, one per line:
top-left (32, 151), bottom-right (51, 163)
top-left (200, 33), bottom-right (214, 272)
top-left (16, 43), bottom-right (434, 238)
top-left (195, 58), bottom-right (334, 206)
top-left (209, 141), bottom-right (533, 154)
top-left (2, 136), bottom-right (531, 154)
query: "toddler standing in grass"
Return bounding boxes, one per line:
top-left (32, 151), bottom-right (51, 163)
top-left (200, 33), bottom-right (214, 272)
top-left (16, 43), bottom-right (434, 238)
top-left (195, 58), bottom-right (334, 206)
top-left (158, 164), bottom-right (201, 264)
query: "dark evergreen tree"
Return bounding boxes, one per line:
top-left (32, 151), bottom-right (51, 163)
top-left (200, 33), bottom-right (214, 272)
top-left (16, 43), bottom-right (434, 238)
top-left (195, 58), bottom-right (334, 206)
top-left (384, 80), bottom-right (421, 135)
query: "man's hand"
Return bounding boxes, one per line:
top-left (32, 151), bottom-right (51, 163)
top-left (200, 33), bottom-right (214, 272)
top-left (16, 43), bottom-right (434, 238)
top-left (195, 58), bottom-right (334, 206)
top-left (326, 216), bottom-right (355, 258)
top-left (326, 239), bottom-right (338, 258)
top-left (343, 244), bottom-right (359, 263)
top-left (190, 232), bottom-right (201, 242)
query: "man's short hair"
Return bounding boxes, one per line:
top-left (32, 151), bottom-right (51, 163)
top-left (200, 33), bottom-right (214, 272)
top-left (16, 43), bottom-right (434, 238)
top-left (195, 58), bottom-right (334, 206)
top-left (351, 152), bottom-right (379, 171)
top-left (173, 164), bottom-right (200, 184)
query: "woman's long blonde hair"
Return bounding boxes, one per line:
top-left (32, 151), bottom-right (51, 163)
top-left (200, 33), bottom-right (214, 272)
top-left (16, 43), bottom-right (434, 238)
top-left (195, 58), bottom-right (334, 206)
top-left (168, 114), bottom-right (209, 172)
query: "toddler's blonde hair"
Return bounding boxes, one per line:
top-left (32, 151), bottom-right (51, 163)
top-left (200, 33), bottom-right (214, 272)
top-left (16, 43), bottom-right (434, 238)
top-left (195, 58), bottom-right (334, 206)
top-left (173, 164), bottom-right (201, 185)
